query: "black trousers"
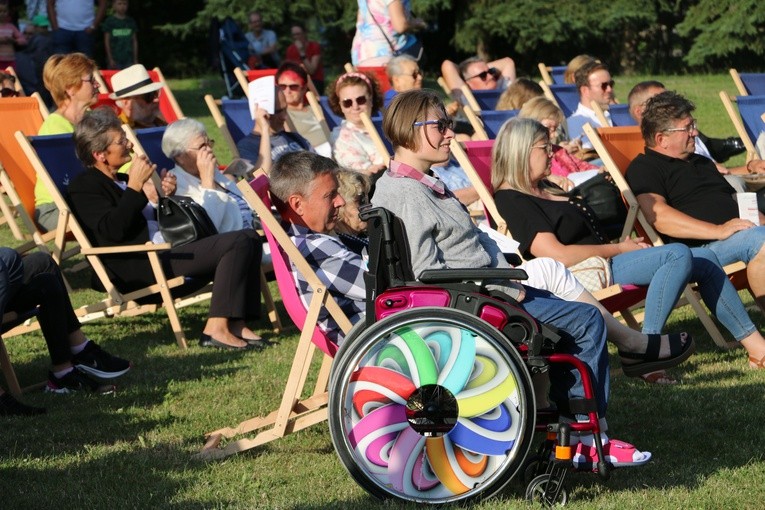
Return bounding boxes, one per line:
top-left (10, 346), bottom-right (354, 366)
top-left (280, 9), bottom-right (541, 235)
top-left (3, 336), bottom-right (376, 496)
top-left (161, 229), bottom-right (263, 321)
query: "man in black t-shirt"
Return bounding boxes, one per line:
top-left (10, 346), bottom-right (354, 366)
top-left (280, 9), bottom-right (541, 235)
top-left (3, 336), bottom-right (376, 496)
top-left (626, 91), bottom-right (765, 313)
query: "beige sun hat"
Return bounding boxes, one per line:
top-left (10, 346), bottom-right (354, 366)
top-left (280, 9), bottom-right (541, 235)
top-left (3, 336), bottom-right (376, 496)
top-left (109, 64), bottom-right (164, 99)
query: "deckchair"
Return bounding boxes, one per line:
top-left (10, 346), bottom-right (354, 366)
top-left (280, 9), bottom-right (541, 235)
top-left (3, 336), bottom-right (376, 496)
top-left (123, 124), bottom-right (284, 334)
top-left (16, 131), bottom-right (214, 348)
top-left (343, 62), bottom-right (392, 93)
top-left (592, 102), bottom-right (636, 128)
top-left (585, 123), bottom-right (747, 349)
top-left (98, 66), bottom-right (184, 123)
top-left (464, 107), bottom-right (519, 140)
top-left (3, 65), bottom-right (26, 96)
top-left (450, 139), bottom-right (645, 327)
top-left (537, 64), bottom-right (567, 85)
top-left (359, 111), bottom-right (391, 165)
top-left (317, 95), bottom-right (342, 130)
top-left (204, 94), bottom-right (242, 159)
top-left (457, 84), bottom-right (503, 113)
top-left (540, 82), bottom-right (579, 117)
top-left (199, 171), bottom-right (352, 459)
top-left (719, 91), bottom-right (765, 160)
top-left (234, 67), bottom-right (320, 99)
top-left (0, 96), bottom-right (79, 266)
top-left (0, 308), bottom-right (43, 397)
top-left (729, 69), bottom-right (765, 96)
top-left (304, 90), bottom-right (333, 142)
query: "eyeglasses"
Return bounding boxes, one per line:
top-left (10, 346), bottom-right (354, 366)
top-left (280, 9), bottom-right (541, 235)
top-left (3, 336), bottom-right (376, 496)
top-left (81, 76), bottom-right (98, 85)
top-left (465, 67), bottom-right (500, 82)
top-left (591, 80), bottom-right (615, 92)
top-left (278, 83), bottom-right (303, 92)
top-left (189, 139), bottom-right (215, 151)
top-left (340, 95), bottom-right (368, 108)
top-left (664, 120), bottom-right (698, 135)
top-left (409, 69), bottom-right (421, 80)
top-left (0, 87), bottom-right (19, 97)
top-left (137, 90), bottom-right (158, 103)
top-left (110, 136), bottom-right (131, 148)
top-left (531, 141), bottom-right (554, 156)
top-left (412, 117), bottom-right (454, 134)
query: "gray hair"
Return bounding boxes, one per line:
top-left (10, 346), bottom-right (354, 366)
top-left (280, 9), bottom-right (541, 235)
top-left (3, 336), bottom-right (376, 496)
top-left (270, 151), bottom-right (338, 207)
top-left (386, 54), bottom-right (417, 79)
top-left (74, 107), bottom-right (122, 167)
top-left (491, 117), bottom-right (548, 194)
top-left (162, 118), bottom-right (207, 160)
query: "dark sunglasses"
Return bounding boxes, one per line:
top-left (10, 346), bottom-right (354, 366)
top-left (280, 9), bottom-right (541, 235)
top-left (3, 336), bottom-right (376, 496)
top-left (341, 95), bottom-right (367, 108)
top-left (278, 83), bottom-right (303, 92)
top-left (592, 80), bottom-right (615, 92)
top-left (1, 87), bottom-right (19, 97)
top-left (138, 90), bottom-right (158, 102)
top-left (412, 117), bottom-right (454, 134)
top-left (465, 67), bottom-right (500, 82)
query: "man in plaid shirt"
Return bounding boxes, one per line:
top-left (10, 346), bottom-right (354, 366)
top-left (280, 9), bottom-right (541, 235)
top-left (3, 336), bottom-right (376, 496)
top-left (270, 152), bottom-right (366, 344)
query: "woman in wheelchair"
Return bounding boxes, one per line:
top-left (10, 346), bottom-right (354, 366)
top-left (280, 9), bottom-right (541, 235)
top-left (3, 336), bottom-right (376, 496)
top-left (68, 109), bottom-right (265, 351)
top-left (371, 89), bottom-right (653, 472)
top-left (492, 117), bottom-right (765, 373)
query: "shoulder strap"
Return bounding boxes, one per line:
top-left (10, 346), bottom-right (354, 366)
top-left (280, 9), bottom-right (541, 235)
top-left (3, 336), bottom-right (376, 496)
top-left (366, 0), bottom-right (398, 53)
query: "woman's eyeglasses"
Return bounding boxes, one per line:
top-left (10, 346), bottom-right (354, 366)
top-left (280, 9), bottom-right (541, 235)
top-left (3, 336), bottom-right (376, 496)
top-left (465, 67), bottom-right (500, 82)
top-left (278, 83), bottom-right (303, 92)
top-left (341, 95), bottom-right (368, 108)
top-left (531, 141), bottom-right (554, 156)
top-left (110, 136), bottom-right (131, 148)
top-left (412, 117), bottom-right (454, 134)
top-left (0, 87), bottom-right (19, 97)
top-left (189, 139), bottom-right (215, 151)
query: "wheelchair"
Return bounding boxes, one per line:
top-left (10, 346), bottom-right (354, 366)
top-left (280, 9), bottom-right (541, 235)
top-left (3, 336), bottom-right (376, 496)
top-left (328, 207), bottom-right (613, 506)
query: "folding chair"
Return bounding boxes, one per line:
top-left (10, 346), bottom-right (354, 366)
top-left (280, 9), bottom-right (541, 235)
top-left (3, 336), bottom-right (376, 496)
top-left (585, 123), bottom-right (745, 349)
top-left (540, 82), bottom-right (579, 117)
top-left (592, 102), bottom-right (636, 128)
top-left (343, 62), bottom-right (392, 93)
top-left (450, 139), bottom-right (646, 327)
top-left (234, 66), bottom-right (321, 99)
top-left (199, 171), bottom-right (352, 459)
top-left (317, 95), bottom-right (342, 130)
top-left (124, 124), bottom-right (284, 334)
top-left (359, 111), bottom-right (391, 165)
top-left (0, 97), bottom-right (79, 267)
top-left (204, 94), bottom-right (242, 159)
top-left (98, 66), bottom-right (184, 123)
top-left (719, 91), bottom-right (765, 160)
top-left (16, 131), bottom-right (213, 348)
top-left (464, 107), bottom-right (519, 140)
top-left (538, 63), bottom-right (567, 85)
top-left (458, 84), bottom-right (503, 112)
top-left (304, 90), bottom-right (334, 142)
top-left (729, 69), bottom-right (765, 96)
top-left (0, 307), bottom-right (44, 397)
top-left (3, 65), bottom-right (26, 96)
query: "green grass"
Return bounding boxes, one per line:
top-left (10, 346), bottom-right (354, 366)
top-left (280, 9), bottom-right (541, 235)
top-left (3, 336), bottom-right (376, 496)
top-left (2, 74), bottom-right (764, 509)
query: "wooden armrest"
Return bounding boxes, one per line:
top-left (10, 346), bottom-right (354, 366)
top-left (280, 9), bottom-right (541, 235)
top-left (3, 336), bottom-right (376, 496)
top-left (81, 242), bottom-right (172, 255)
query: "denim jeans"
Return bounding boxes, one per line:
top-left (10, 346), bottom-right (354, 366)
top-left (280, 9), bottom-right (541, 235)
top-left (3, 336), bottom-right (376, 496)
top-left (610, 243), bottom-right (692, 334)
top-left (52, 29), bottom-right (95, 57)
top-left (519, 286), bottom-right (609, 421)
top-left (703, 225), bottom-right (765, 267)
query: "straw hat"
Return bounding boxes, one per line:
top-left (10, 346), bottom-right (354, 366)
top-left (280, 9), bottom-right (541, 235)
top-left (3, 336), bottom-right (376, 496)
top-left (109, 64), bottom-right (164, 100)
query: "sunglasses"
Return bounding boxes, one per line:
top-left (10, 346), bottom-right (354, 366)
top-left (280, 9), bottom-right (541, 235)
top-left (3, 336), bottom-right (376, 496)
top-left (278, 83), bottom-right (303, 92)
top-left (412, 117), bottom-right (454, 134)
top-left (592, 80), bottom-right (615, 92)
top-left (340, 95), bottom-right (368, 108)
top-left (1, 87), bottom-right (19, 97)
top-left (465, 67), bottom-right (500, 82)
top-left (138, 90), bottom-right (158, 103)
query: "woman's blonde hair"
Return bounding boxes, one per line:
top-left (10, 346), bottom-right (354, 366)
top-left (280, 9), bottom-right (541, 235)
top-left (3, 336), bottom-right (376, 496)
top-left (491, 117), bottom-right (548, 195)
top-left (336, 168), bottom-right (370, 206)
top-left (496, 77), bottom-right (544, 111)
top-left (43, 53), bottom-right (97, 107)
top-left (564, 54), bottom-right (598, 85)
top-left (518, 96), bottom-right (565, 125)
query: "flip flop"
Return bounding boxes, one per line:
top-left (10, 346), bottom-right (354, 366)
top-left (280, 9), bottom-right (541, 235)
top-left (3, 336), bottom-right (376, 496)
top-left (618, 333), bottom-right (695, 377)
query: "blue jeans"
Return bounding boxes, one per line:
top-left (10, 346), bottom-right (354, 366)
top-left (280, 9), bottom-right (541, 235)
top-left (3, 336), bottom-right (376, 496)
top-left (704, 225), bottom-right (765, 267)
top-left (52, 29), bottom-right (95, 57)
top-left (611, 244), bottom-right (692, 334)
top-left (690, 247), bottom-right (757, 341)
top-left (520, 286), bottom-right (609, 421)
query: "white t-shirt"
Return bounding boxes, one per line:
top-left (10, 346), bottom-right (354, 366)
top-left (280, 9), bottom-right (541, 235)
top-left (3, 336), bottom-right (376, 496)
top-left (55, 0), bottom-right (95, 31)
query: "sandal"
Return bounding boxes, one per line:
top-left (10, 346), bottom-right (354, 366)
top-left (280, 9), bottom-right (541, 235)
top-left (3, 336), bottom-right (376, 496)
top-left (572, 437), bottom-right (652, 470)
top-left (638, 370), bottom-right (678, 385)
top-left (618, 333), bottom-right (695, 377)
top-left (749, 354), bottom-right (765, 369)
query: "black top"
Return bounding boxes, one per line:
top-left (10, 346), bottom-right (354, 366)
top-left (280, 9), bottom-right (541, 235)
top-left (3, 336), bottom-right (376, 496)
top-left (626, 148), bottom-right (738, 246)
top-left (67, 169), bottom-right (155, 292)
top-left (494, 188), bottom-right (605, 260)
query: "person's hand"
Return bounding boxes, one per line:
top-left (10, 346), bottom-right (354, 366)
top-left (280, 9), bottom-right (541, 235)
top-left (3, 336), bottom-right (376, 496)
top-left (546, 174), bottom-right (574, 192)
top-left (159, 169), bottom-right (176, 196)
top-left (254, 105), bottom-right (270, 133)
top-left (747, 159), bottom-right (765, 174)
top-left (715, 163), bottom-right (730, 175)
top-left (717, 218), bottom-right (756, 240)
top-left (365, 163), bottom-right (386, 176)
top-left (446, 101), bottom-right (460, 117)
top-left (126, 154), bottom-right (156, 192)
top-left (617, 236), bottom-right (650, 253)
top-left (195, 146), bottom-right (218, 188)
top-left (142, 180), bottom-right (159, 204)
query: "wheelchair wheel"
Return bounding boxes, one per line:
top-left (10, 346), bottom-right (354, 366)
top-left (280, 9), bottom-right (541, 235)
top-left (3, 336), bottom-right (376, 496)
top-left (329, 308), bottom-right (536, 504)
top-left (525, 474), bottom-right (568, 506)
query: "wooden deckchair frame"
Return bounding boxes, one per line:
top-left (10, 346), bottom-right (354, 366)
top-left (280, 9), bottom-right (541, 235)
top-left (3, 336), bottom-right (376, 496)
top-left (198, 172), bottom-right (353, 459)
top-left (359, 111), bottom-right (390, 166)
top-left (719, 90), bottom-right (762, 161)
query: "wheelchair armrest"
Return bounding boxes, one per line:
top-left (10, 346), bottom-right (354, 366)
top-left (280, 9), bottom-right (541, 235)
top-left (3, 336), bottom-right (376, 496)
top-left (418, 268), bottom-right (528, 284)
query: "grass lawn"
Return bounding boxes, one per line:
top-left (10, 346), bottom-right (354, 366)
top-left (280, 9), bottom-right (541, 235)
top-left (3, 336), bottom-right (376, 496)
top-left (1, 73), bottom-right (764, 509)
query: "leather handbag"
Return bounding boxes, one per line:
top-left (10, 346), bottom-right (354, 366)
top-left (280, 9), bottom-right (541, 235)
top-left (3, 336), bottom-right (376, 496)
top-left (158, 195), bottom-right (218, 247)
top-left (568, 173), bottom-right (627, 240)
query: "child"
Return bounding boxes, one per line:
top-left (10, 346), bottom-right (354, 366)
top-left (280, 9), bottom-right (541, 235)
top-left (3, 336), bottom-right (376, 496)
top-left (102, 0), bottom-right (137, 70)
top-left (0, 3), bottom-right (26, 70)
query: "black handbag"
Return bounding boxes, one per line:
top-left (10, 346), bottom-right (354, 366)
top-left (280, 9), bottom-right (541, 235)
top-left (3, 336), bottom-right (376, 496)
top-left (568, 173), bottom-right (627, 240)
top-left (158, 195), bottom-right (218, 247)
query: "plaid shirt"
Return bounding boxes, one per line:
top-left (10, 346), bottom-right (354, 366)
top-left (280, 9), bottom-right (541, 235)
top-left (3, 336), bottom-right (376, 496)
top-left (286, 223), bottom-right (366, 344)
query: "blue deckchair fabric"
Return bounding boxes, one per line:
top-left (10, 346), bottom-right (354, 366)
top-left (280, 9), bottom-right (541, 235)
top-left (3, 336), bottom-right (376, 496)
top-left (220, 99), bottom-right (254, 144)
top-left (550, 66), bottom-right (567, 84)
top-left (134, 127), bottom-right (175, 172)
top-left (740, 74), bottom-right (765, 96)
top-left (607, 104), bottom-right (637, 127)
top-left (481, 109), bottom-right (519, 139)
top-left (472, 89), bottom-right (503, 111)
top-left (29, 134), bottom-right (86, 194)
top-left (549, 84), bottom-right (579, 118)
top-left (735, 95), bottom-right (765, 147)
top-left (319, 96), bottom-right (342, 131)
